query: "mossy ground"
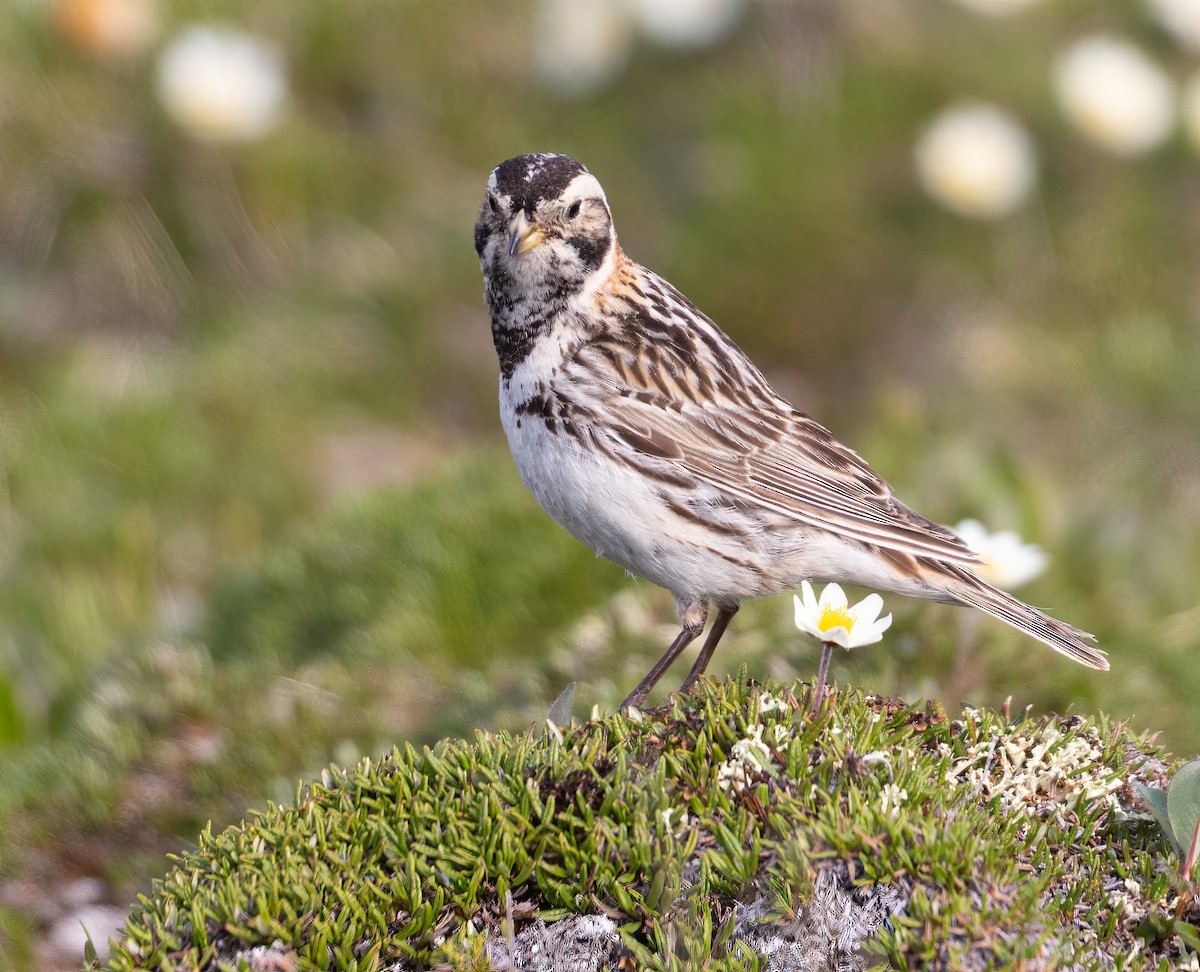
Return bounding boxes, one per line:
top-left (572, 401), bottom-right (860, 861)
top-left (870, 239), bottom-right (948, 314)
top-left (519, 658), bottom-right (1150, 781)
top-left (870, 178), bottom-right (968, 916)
top-left (5, 1), bottom-right (1200, 965)
top-left (98, 678), bottom-right (1196, 971)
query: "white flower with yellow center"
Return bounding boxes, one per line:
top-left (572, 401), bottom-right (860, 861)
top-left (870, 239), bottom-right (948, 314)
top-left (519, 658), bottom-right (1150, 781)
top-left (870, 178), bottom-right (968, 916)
top-left (953, 519), bottom-right (1048, 589)
top-left (794, 581), bottom-right (891, 716)
top-left (156, 26), bottom-right (287, 144)
top-left (1054, 36), bottom-right (1175, 157)
top-left (915, 103), bottom-right (1037, 219)
top-left (794, 581), bottom-right (892, 649)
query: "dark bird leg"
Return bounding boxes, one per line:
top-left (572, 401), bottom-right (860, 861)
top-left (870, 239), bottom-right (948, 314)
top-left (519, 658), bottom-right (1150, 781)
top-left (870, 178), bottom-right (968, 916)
top-left (678, 604), bottom-right (739, 695)
top-left (621, 621), bottom-right (706, 710)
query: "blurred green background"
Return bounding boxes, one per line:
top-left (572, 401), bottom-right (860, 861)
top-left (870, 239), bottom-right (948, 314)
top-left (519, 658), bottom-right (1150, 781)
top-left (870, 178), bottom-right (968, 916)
top-left (1, 0), bottom-right (1198, 966)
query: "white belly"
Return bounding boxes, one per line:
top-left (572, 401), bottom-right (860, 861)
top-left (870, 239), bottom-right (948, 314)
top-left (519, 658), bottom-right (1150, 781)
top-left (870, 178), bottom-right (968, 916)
top-left (503, 400), bottom-right (663, 575)
top-left (499, 388), bottom-right (771, 602)
top-left (499, 381), bottom-right (942, 607)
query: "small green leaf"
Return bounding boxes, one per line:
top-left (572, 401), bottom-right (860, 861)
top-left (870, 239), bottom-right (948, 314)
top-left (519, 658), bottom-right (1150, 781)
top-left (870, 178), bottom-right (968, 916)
top-left (82, 925), bottom-right (98, 968)
top-left (1135, 783), bottom-right (1178, 855)
top-left (547, 682), bottom-right (576, 725)
top-left (1174, 920), bottom-right (1200, 952)
top-left (1168, 761), bottom-right (1200, 867)
top-left (1132, 913), bottom-right (1173, 945)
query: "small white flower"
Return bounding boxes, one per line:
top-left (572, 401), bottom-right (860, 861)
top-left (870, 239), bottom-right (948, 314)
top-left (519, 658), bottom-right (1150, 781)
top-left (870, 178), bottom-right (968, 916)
top-left (1147, 0), bottom-right (1200, 52)
top-left (915, 103), bottom-right (1037, 219)
top-left (626, 0), bottom-right (742, 49)
top-left (793, 581), bottom-right (892, 649)
top-left (880, 783), bottom-right (908, 817)
top-left (53, 0), bottom-right (158, 59)
top-left (1185, 72), bottom-right (1200, 156)
top-left (535, 0), bottom-right (631, 98)
top-left (156, 26), bottom-right (287, 143)
top-left (943, 0), bottom-right (1044, 17)
top-left (1054, 36), bottom-right (1175, 156)
top-left (953, 519), bottom-right (1048, 589)
top-left (716, 724), bottom-right (775, 794)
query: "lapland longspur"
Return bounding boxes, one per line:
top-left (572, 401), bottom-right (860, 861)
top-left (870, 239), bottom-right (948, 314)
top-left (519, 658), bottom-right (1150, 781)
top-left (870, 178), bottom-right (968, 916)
top-left (474, 152), bottom-right (1107, 709)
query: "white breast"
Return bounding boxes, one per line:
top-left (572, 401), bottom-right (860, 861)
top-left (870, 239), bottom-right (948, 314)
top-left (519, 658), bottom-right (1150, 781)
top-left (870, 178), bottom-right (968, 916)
top-left (498, 368), bottom-right (791, 603)
top-left (500, 375), bottom-right (665, 578)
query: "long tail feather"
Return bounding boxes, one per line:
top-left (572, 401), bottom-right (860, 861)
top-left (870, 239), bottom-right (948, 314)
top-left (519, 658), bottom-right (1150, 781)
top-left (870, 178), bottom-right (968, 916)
top-left (940, 566), bottom-right (1108, 671)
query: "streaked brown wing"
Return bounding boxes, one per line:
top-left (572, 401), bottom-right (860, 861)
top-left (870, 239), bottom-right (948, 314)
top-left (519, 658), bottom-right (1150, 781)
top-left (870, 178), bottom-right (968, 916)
top-left (570, 330), bottom-right (979, 567)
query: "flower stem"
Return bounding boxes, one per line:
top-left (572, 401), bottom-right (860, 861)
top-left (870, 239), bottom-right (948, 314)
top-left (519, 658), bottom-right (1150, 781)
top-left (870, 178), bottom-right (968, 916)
top-left (810, 641), bottom-right (835, 718)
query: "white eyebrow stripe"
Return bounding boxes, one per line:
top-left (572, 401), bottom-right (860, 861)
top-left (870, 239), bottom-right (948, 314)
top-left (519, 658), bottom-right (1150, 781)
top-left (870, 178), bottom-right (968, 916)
top-left (554, 172), bottom-right (607, 207)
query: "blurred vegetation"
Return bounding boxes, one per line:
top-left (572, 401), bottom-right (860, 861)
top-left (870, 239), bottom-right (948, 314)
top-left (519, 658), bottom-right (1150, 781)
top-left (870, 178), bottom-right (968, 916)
top-left (0, 0), bottom-right (1198, 966)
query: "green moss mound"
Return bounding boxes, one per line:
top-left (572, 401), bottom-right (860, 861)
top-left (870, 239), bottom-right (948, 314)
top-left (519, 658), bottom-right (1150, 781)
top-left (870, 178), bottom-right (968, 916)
top-left (100, 679), bottom-right (1194, 971)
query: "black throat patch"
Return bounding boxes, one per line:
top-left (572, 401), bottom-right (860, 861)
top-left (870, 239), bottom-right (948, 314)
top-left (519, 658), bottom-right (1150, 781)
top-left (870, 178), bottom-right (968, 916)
top-left (485, 264), bottom-right (573, 379)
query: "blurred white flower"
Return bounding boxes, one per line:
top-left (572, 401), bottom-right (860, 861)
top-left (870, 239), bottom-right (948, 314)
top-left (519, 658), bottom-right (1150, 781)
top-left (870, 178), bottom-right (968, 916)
top-left (953, 519), bottom-right (1048, 589)
top-left (793, 581), bottom-right (892, 649)
top-left (53, 0), bottom-right (157, 59)
top-left (1185, 72), bottom-right (1200, 155)
top-left (156, 26), bottom-right (287, 143)
top-left (535, 0), bottom-right (631, 98)
top-left (1054, 36), bottom-right (1175, 156)
top-left (1147, 0), bottom-right (1200, 52)
top-left (944, 0), bottom-right (1044, 18)
top-left (915, 103), bottom-right (1037, 219)
top-left (627, 0), bottom-right (742, 49)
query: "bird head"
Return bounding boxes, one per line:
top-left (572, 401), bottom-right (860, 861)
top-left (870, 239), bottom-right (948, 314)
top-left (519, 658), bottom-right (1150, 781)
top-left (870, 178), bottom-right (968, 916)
top-left (474, 153), bottom-right (616, 296)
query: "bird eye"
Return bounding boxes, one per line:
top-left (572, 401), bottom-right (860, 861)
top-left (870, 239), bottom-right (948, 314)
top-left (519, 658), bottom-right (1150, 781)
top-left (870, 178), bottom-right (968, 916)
top-left (488, 194), bottom-right (499, 214)
top-left (566, 200), bottom-right (582, 219)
